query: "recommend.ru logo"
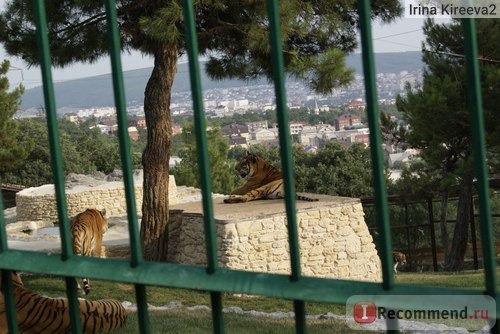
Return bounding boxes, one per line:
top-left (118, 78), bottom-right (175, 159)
top-left (346, 295), bottom-right (496, 331)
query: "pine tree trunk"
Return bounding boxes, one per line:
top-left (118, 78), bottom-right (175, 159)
top-left (140, 43), bottom-right (178, 261)
top-left (444, 175), bottom-right (473, 271)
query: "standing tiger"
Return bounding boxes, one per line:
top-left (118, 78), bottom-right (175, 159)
top-left (71, 208), bottom-right (108, 295)
top-left (224, 152), bottom-right (318, 203)
top-left (393, 250), bottom-right (407, 274)
top-left (0, 271), bottom-right (127, 333)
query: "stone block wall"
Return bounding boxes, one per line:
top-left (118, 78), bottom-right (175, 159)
top-left (13, 180), bottom-right (381, 282)
top-left (15, 176), bottom-right (177, 222)
top-left (167, 195), bottom-right (382, 282)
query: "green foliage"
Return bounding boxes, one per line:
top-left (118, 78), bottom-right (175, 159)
top-left (0, 59), bottom-right (26, 174)
top-left (295, 142), bottom-right (373, 197)
top-left (1, 118), bottom-right (124, 187)
top-left (171, 123), bottom-right (239, 194)
top-left (59, 119), bottom-right (122, 174)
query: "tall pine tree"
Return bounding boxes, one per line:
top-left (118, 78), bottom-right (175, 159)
top-left (0, 60), bottom-right (26, 177)
top-left (393, 19), bottom-right (499, 270)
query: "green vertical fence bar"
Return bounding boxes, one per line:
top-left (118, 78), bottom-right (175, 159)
top-left (357, 0), bottom-right (394, 289)
top-left (0, 185), bottom-right (7, 254)
top-left (0, 190), bottom-right (18, 334)
top-left (32, 0), bottom-right (82, 333)
top-left (1, 270), bottom-right (18, 334)
top-left (265, 1), bottom-right (306, 333)
top-left (462, 18), bottom-right (498, 332)
top-left (358, 1), bottom-right (397, 331)
top-left (181, 0), bottom-right (224, 332)
top-left (103, 0), bottom-right (143, 270)
top-left (103, 1), bottom-right (150, 333)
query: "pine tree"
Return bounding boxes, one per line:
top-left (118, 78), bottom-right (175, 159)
top-left (393, 19), bottom-right (499, 270)
top-left (0, 0), bottom-right (402, 261)
top-left (0, 60), bottom-right (26, 177)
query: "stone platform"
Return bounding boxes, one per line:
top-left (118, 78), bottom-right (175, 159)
top-left (167, 194), bottom-right (382, 282)
top-left (15, 175), bottom-right (177, 222)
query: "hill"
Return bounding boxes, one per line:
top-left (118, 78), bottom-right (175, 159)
top-left (19, 51), bottom-right (422, 110)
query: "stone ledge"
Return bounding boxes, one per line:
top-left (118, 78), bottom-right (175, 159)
top-left (171, 194), bottom-right (360, 223)
top-left (15, 175), bottom-right (177, 221)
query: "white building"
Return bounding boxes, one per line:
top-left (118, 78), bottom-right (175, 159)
top-left (388, 149), bottom-right (419, 168)
top-left (251, 128), bottom-right (276, 141)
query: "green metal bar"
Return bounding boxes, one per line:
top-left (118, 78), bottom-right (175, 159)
top-left (210, 291), bottom-right (224, 333)
top-left (267, 1), bottom-right (306, 332)
top-left (1, 191), bottom-right (18, 333)
top-left (0, 187), bottom-right (7, 254)
top-left (357, 0), bottom-right (394, 290)
top-left (32, 0), bottom-right (72, 263)
top-left (181, 1), bottom-right (224, 333)
top-left (103, 1), bottom-right (149, 333)
top-left (63, 275), bottom-right (81, 332)
top-left (135, 284), bottom-right (150, 333)
top-left (461, 18), bottom-right (498, 331)
top-left (265, 0), bottom-right (301, 283)
top-left (0, 249), bottom-right (487, 303)
top-left (1, 270), bottom-right (18, 334)
top-left (181, 0), bottom-right (218, 276)
top-left (32, 1), bottom-right (81, 333)
top-left (103, 0), bottom-right (143, 269)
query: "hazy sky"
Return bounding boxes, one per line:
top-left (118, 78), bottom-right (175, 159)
top-left (2, 17), bottom-right (441, 90)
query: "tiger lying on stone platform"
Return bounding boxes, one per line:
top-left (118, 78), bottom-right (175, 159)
top-left (0, 271), bottom-right (127, 333)
top-left (224, 152), bottom-right (318, 203)
top-left (71, 208), bottom-right (108, 295)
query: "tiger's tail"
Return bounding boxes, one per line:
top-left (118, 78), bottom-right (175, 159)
top-left (296, 194), bottom-right (319, 202)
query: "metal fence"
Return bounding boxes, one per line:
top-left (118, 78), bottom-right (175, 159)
top-left (363, 192), bottom-right (500, 272)
top-left (0, 0), bottom-right (497, 333)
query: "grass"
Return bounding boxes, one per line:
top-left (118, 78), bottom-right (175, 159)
top-left (396, 269), bottom-right (488, 288)
top-left (114, 310), bottom-right (352, 334)
top-left (15, 267), bottom-right (499, 333)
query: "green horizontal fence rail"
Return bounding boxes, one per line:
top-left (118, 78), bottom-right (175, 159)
top-left (0, 0), bottom-right (497, 333)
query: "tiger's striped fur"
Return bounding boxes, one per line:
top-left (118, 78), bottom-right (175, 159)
top-left (224, 152), bottom-right (318, 203)
top-left (71, 208), bottom-right (108, 295)
top-left (0, 271), bottom-right (127, 334)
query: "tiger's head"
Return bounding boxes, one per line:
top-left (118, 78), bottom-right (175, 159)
top-left (97, 208), bottom-right (108, 232)
top-left (234, 152), bottom-right (259, 179)
top-left (393, 251), bottom-right (407, 265)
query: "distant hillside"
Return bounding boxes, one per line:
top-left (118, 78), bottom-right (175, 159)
top-left (19, 51), bottom-right (423, 110)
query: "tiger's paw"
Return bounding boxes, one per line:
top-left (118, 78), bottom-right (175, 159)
top-left (224, 195), bottom-right (244, 204)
